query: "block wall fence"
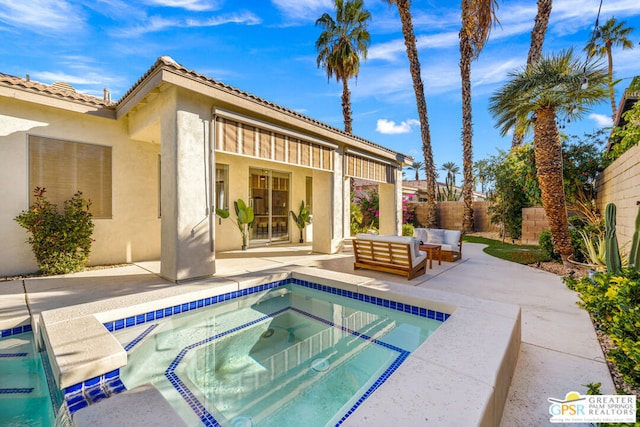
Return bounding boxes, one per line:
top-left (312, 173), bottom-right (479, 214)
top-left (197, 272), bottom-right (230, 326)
top-left (408, 201), bottom-right (500, 232)
top-left (596, 142), bottom-right (640, 247)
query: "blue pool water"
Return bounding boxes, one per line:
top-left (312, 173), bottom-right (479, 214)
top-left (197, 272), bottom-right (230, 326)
top-left (0, 331), bottom-right (55, 426)
top-left (111, 281), bottom-right (447, 426)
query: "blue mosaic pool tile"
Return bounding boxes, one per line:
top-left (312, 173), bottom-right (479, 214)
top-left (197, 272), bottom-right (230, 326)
top-left (65, 383), bottom-right (83, 394)
top-left (68, 399), bottom-right (88, 413)
top-left (0, 324), bottom-right (32, 338)
top-left (0, 352), bottom-right (28, 357)
top-left (124, 324), bottom-right (158, 352)
top-left (61, 369), bottom-right (127, 415)
top-left (114, 319), bottom-right (125, 331)
top-left (125, 317), bottom-right (135, 328)
top-left (104, 370), bottom-right (119, 379)
top-left (84, 376), bottom-right (101, 387)
top-left (0, 387), bottom-right (34, 394)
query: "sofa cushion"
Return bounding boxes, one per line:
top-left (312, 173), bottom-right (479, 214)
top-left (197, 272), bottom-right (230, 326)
top-left (413, 239), bottom-right (421, 259)
top-left (444, 230), bottom-right (461, 248)
top-left (355, 233), bottom-right (412, 244)
top-left (427, 229), bottom-right (445, 244)
top-left (355, 234), bottom-right (424, 262)
top-left (413, 228), bottom-right (428, 245)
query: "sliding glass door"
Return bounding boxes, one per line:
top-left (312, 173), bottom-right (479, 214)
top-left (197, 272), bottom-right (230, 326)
top-left (249, 168), bottom-right (290, 245)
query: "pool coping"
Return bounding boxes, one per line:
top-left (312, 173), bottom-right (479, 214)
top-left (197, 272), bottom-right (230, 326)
top-left (37, 265), bottom-right (520, 426)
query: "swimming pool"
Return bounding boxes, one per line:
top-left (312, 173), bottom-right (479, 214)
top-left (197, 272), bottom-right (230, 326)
top-left (110, 280), bottom-right (446, 426)
top-left (0, 329), bottom-right (55, 426)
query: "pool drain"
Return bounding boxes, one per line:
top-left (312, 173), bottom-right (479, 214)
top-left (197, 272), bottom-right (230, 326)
top-left (231, 416), bottom-right (253, 427)
top-left (311, 357), bottom-right (330, 372)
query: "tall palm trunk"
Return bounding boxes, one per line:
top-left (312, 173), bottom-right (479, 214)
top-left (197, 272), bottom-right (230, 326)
top-left (511, 0), bottom-right (552, 148)
top-left (606, 42), bottom-right (616, 122)
top-left (396, 0), bottom-right (436, 226)
top-left (460, 29), bottom-right (474, 231)
top-left (342, 79), bottom-right (353, 134)
top-left (533, 107), bottom-right (573, 263)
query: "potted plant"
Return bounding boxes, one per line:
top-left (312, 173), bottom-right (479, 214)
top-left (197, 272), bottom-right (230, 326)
top-left (290, 200), bottom-right (311, 243)
top-left (216, 198), bottom-right (255, 250)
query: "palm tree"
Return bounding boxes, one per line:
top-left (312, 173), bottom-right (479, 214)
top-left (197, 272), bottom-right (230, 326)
top-left (584, 17), bottom-right (635, 122)
top-left (316, 0), bottom-right (371, 134)
top-left (489, 49), bottom-right (608, 264)
top-left (459, 0), bottom-right (499, 231)
top-left (511, 0), bottom-right (552, 148)
top-left (406, 160), bottom-right (424, 181)
top-left (474, 159), bottom-right (490, 194)
top-left (440, 162), bottom-right (460, 187)
top-left (386, 0), bottom-right (436, 227)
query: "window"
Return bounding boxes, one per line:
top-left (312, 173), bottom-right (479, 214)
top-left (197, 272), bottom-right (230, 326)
top-left (29, 136), bottom-right (112, 218)
top-left (215, 164), bottom-right (229, 211)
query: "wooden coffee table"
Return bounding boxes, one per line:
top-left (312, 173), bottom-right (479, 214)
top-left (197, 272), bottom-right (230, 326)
top-left (419, 243), bottom-right (442, 269)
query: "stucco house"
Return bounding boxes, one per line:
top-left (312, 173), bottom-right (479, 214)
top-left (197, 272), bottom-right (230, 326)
top-left (0, 56), bottom-right (411, 281)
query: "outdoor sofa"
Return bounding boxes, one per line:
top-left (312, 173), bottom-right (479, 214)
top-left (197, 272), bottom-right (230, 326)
top-left (353, 233), bottom-right (427, 280)
top-left (413, 228), bottom-right (462, 262)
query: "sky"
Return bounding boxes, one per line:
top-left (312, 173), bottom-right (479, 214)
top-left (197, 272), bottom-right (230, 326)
top-left (1, 0), bottom-right (640, 181)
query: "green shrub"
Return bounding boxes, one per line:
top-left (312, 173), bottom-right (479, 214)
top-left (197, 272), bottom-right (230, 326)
top-left (15, 188), bottom-right (94, 275)
top-left (539, 228), bottom-right (585, 263)
top-left (402, 224), bottom-right (414, 237)
top-left (565, 269), bottom-right (640, 390)
top-left (539, 230), bottom-right (560, 261)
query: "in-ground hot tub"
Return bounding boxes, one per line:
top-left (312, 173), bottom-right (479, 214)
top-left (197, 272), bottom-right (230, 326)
top-left (37, 267), bottom-right (520, 426)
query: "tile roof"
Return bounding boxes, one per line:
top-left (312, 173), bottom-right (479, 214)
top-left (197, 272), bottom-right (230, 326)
top-left (123, 56), bottom-right (408, 160)
top-left (0, 73), bottom-right (115, 108)
top-left (1, 57), bottom-right (409, 162)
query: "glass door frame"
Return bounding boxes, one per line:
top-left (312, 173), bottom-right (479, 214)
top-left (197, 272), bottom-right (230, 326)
top-left (249, 168), bottom-right (290, 246)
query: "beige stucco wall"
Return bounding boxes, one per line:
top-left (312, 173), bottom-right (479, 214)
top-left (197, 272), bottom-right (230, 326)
top-left (596, 143), bottom-right (640, 246)
top-left (0, 97), bottom-right (160, 276)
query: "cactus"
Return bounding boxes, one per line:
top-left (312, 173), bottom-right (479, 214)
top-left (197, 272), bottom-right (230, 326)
top-left (629, 205), bottom-right (640, 270)
top-left (604, 203), bottom-right (622, 275)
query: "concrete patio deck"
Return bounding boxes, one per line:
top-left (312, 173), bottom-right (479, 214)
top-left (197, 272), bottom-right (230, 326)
top-left (0, 241), bottom-right (615, 426)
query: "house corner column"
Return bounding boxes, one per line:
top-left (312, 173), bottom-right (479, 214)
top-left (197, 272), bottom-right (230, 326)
top-left (160, 107), bottom-right (215, 282)
top-left (378, 166), bottom-right (402, 235)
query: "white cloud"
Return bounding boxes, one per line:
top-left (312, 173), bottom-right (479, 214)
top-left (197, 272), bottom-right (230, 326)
top-left (270, 0), bottom-right (333, 21)
top-left (116, 11), bottom-right (260, 37)
top-left (186, 11), bottom-right (261, 27)
top-left (589, 113), bottom-right (613, 127)
top-left (0, 0), bottom-right (84, 34)
top-left (143, 0), bottom-right (222, 12)
top-left (376, 118), bottom-right (420, 134)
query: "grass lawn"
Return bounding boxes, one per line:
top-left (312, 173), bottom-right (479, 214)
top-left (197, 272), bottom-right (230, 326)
top-left (462, 235), bottom-right (552, 265)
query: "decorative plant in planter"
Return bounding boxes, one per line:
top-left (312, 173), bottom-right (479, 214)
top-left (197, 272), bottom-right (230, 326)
top-left (15, 187), bottom-right (94, 275)
top-left (290, 200), bottom-right (311, 243)
top-left (216, 199), bottom-right (255, 250)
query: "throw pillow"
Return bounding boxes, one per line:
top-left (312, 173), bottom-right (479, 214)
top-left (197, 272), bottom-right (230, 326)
top-left (427, 229), bottom-right (445, 244)
top-left (413, 239), bottom-right (421, 258)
